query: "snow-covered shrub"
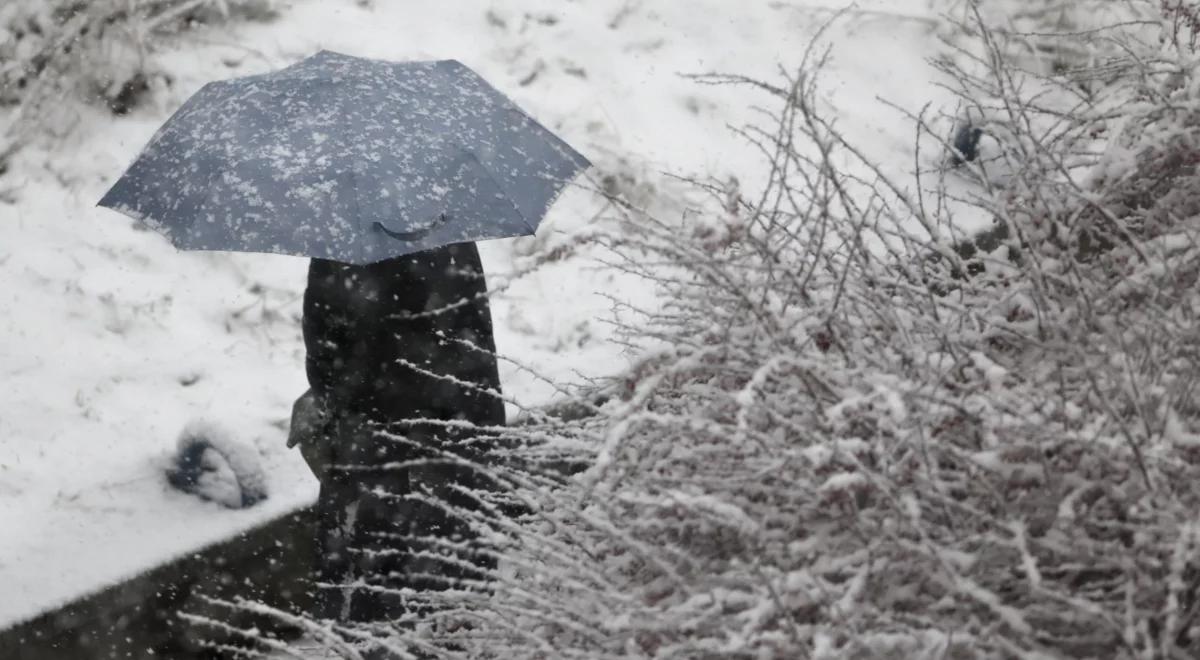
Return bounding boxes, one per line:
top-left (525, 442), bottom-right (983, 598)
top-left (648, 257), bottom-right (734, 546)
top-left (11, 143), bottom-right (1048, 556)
top-left (931, 0), bottom-right (1157, 165)
top-left (1082, 7), bottom-right (1200, 255)
top-left (198, 3), bottom-right (1200, 659)
top-left (465, 6), bottom-right (1200, 657)
top-left (0, 0), bottom-right (278, 171)
top-left (929, 0), bottom-right (1200, 260)
top-left (934, 0), bottom-right (1157, 76)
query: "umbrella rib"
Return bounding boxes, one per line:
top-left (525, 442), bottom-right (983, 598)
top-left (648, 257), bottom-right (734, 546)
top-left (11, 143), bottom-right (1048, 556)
top-left (181, 149), bottom-right (237, 249)
top-left (454, 144), bottom-right (536, 234)
top-left (326, 78), bottom-right (373, 264)
top-left (348, 165), bottom-right (370, 263)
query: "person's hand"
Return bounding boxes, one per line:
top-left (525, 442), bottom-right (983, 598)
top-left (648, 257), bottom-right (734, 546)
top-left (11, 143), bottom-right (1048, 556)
top-left (289, 389), bottom-right (333, 482)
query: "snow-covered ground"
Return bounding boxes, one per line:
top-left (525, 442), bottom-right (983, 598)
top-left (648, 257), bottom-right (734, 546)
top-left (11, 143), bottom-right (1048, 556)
top-left (0, 0), bottom-right (953, 629)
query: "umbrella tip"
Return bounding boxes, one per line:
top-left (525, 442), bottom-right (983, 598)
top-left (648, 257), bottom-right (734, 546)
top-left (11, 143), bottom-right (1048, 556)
top-left (312, 48), bottom-right (354, 62)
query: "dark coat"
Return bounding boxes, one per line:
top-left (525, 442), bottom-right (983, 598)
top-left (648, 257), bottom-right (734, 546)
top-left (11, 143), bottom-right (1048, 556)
top-left (300, 241), bottom-right (505, 621)
top-left (302, 241), bottom-right (505, 430)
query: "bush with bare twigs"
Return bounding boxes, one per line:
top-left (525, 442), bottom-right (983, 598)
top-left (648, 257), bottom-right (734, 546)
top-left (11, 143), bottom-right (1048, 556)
top-left (0, 0), bottom-right (278, 173)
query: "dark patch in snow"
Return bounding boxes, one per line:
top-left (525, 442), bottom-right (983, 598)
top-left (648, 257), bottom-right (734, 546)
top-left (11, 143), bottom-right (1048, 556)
top-left (166, 420), bottom-right (267, 509)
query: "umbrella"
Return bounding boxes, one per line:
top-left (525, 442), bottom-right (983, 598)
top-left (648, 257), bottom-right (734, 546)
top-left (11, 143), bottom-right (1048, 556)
top-left (98, 50), bottom-right (590, 264)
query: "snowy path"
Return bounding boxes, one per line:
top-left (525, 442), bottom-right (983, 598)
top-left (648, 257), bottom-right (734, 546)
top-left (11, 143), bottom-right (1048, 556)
top-left (0, 0), bottom-right (950, 628)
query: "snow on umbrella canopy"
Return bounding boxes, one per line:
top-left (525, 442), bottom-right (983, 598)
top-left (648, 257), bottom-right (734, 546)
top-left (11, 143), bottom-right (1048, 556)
top-left (98, 50), bottom-right (591, 264)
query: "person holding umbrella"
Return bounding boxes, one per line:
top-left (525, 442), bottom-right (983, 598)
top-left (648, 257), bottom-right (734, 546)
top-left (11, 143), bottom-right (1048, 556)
top-left (296, 241), bottom-right (505, 621)
top-left (99, 51), bottom-right (590, 623)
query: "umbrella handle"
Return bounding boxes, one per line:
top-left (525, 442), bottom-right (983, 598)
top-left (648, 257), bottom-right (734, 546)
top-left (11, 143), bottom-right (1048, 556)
top-left (373, 213), bottom-right (450, 242)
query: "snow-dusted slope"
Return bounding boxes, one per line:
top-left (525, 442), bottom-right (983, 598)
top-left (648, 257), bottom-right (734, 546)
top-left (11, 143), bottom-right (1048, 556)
top-left (0, 0), bottom-right (949, 628)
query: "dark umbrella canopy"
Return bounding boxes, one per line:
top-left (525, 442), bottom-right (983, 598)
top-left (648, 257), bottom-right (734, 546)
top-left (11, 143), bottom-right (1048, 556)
top-left (99, 50), bottom-right (590, 264)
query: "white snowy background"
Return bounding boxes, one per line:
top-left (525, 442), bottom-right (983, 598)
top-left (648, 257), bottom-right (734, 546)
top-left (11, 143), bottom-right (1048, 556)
top-left (0, 0), bottom-right (955, 628)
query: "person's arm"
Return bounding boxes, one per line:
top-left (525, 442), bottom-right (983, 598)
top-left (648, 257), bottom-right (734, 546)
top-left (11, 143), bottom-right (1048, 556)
top-left (304, 258), bottom-right (381, 412)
